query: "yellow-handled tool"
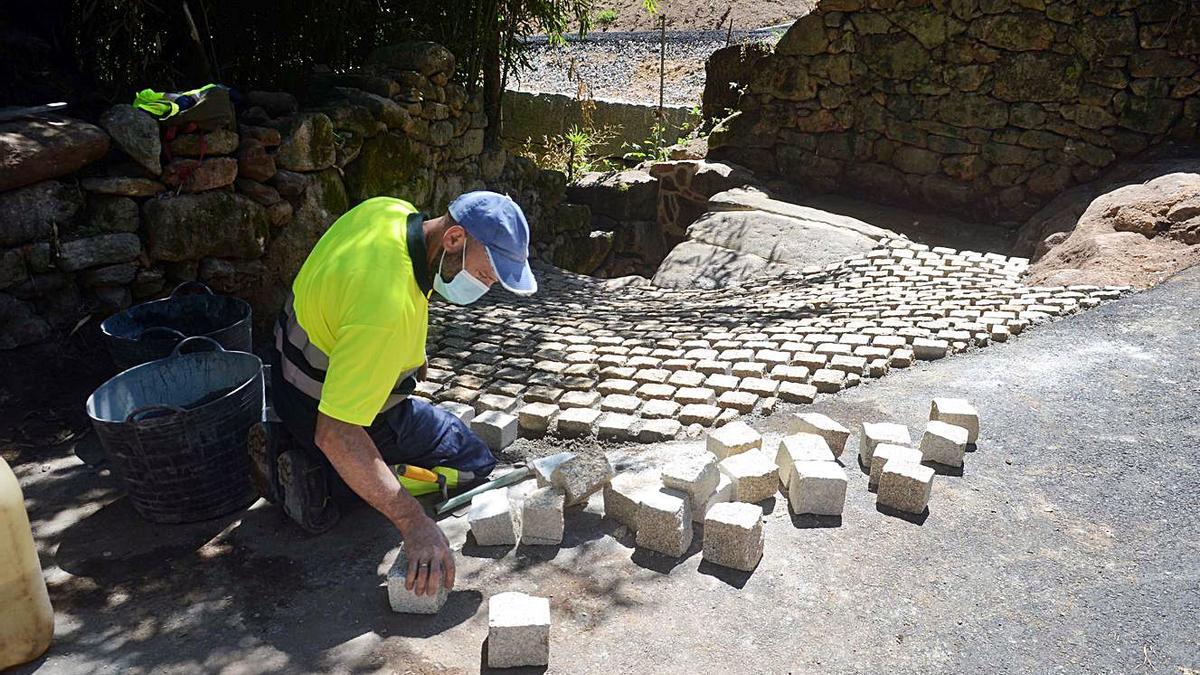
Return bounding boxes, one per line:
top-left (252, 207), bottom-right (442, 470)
top-left (395, 464), bottom-right (448, 501)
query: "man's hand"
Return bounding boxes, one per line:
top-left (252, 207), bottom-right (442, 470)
top-left (417, 358), bottom-right (428, 381)
top-left (399, 514), bottom-right (456, 596)
top-left (313, 413), bottom-right (455, 596)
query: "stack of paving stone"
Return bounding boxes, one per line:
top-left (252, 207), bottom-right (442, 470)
top-left (598, 421), bottom-right (777, 569)
top-left (467, 452), bottom-right (615, 547)
top-left (414, 239), bottom-right (1127, 449)
top-left (862, 398), bottom-right (980, 516)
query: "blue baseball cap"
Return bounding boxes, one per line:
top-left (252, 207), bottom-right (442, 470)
top-left (448, 191), bottom-right (537, 296)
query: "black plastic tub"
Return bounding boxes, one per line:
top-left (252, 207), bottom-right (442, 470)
top-left (86, 337), bottom-right (263, 523)
top-left (100, 282), bottom-right (252, 371)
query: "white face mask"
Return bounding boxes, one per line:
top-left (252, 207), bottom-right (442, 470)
top-left (433, 239), bottom-right (489, 305)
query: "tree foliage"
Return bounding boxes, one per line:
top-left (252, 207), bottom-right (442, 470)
top-left (1, 0), bottom-right (593, 109)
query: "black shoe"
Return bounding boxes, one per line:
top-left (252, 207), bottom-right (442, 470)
top-left (276, 449), bottom-right (340, 534)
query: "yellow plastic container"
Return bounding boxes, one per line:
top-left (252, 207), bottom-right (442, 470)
top-left (0, 456), bottom-right (53, 669)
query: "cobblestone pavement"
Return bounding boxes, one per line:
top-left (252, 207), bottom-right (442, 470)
top-left (423, 237), bottom-right (1131, 446)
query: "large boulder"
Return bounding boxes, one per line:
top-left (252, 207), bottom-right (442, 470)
top-left (0, 116), bottom-right (110, 192)
top-left (275, 113), bottom-right (336, 172)
top-left (652, 191), bottom-right (892, 289)
top-left (0, 180), bottom-right (83, 247)
top-left (143, 191), bottom-right (269, 261)
top-left (100, 105), bottom-right (162, 175)
top-left (707, 188), bottom-right (896, 241)
top-left (1025, 171), bottom-right (1200, 288)
top-left (652, 240), bottom-right (780, 290)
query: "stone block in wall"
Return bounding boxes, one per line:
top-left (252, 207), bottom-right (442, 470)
top-left (545, 203), bottom-right (591, 238)
top-left (161, 157), bottom-right (239, 193)
top-left (269, 170), bottom-right (311, 200)
top-left (237, 139), bottom-right (277, 182)
top-left (342, 131), bottom-right (433, 205)
top-left (263, 168), bottom-right (347, 286)
top-left (1119, 96), bottom-right (1184, 135)
top-left (198, 258), bottom-right (268, 294)
top-left (80, 176), bottom-right (166, 197)
top-left (0, 293), bottom-right (51, 350)
top-left (266, 200), bottom-right (294, 229)
top-left (234, 178), bottom-right (282, 206)
top-left (143, 191), bottom-right (268, 261)
top-left (0, 116), bottom-right (110, 192)
top-left (368, 42), bottom-right (456, 77)
top-left (167, 129), bottom-right (239, 157)
top-left (57, 233), bottom-right (141, 272)
top-left (132, 267), bottom-right (166, 299)
top-left (240, 125), bottom-right (282, 147)
top-left (775, 15), bottom-right (830, 57)
top-left (552, 230), bottom-right (612, 275)
top-left (316, 102), bottom-right (385, 139)
top-left (90, 285), bottom-right (132, 311)
top-left (427, 120), bottom-right (454, 146)
top-left (336, 87), bottom-right (412, 131)
top-left (565, 170), bottom-right (657, 222)
top-left (703, 42), bottom-right (773, 121)
top-left (0, 250), bottom-right (28, 291)
top-left (861, 33), bottom-right (932, 80)
top-left (83, 195), bottom-right (139, 234)
top-left (0, 180), bottom-right (83, 247)
top-left (611, 220), bottom-right (667, 265)
top-left (452, 129), bottom-right (485, 160)
top-left (992, 53), bottom-right (1083, 103)
top-left (245, 91), bottom-right (298, 117)
top-left (79, 263), bottom-right (137, 287)
top-left (275, 113), bottom-right (336, 172)
top-left (335, 132), bottom-right (364, 168)
top-left (100, 104), bottom-right (161, 176)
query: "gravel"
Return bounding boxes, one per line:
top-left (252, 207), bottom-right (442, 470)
top-left (509, 27), bottom-right (784, 107)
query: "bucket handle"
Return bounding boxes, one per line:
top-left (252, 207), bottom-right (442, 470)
top-left (170, 281), bottom-right (214, 298)
top-left (171, 335), bottom-right (226, 357)
top-left (137, 326), bottom-right (187, 343)
top-left (126, 404), bottom-right (187, 424)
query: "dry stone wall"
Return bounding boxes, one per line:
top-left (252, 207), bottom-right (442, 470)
top-left (708, 0), bottom-right (1200, 224)
top-left (0, 42), bottom-right (575, 349)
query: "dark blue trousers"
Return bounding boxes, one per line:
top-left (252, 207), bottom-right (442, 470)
top-left (267, 348), bottom-right (496, 493)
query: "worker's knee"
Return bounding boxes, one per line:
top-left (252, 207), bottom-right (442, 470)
top-left (378, 398), bottom-right (496, 476)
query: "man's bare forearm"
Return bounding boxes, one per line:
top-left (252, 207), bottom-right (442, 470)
top-left (313, 412), bottom-right (424, 530)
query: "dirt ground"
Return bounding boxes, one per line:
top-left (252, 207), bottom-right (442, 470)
top-left (6, 263), bottom-right (1200, 673)
top-left (596, 0), bottom-right (813, 32)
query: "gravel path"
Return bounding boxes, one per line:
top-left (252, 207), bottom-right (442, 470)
top-left (509, 27), bottom-right (785, 107)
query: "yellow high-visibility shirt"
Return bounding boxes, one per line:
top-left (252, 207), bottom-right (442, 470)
top-left (291, 197), bottom-right (431, 426)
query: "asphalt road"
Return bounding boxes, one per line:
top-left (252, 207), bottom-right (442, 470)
top-left (10, 266), bottom-right (1200, 674)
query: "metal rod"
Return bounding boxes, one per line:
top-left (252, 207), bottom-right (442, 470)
top-left (434, 467), bottom-right (531, 514)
